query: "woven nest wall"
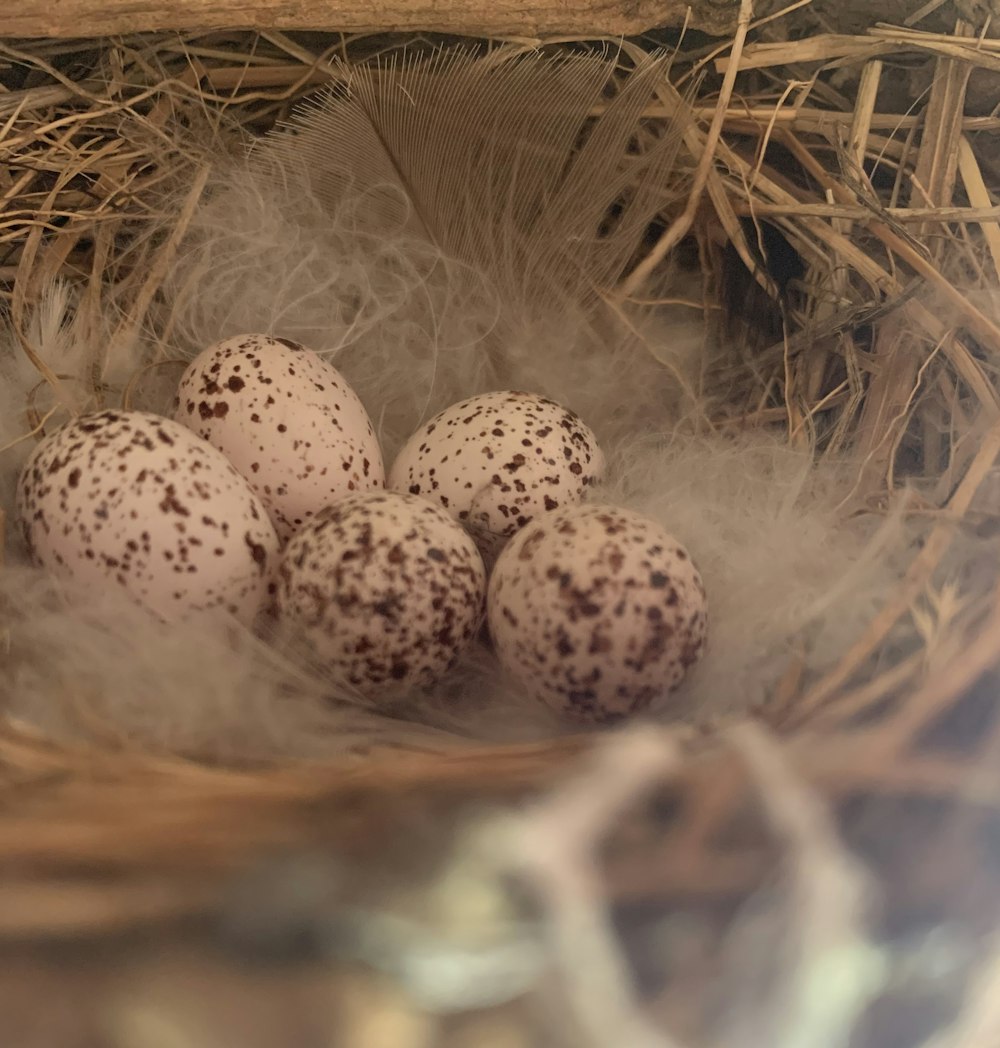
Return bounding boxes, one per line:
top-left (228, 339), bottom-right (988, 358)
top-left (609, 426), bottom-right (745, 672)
top-left (1, 5), bottom-right (1000, 1048)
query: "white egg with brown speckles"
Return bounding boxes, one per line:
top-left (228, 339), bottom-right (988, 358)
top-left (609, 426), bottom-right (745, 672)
top-left (276, 491), bottom-right (487, 698)
top-left (16, 410), bottom-right (279, 625)
top-left (388, 391), bottom-right (604, 558)
top-left (488, 503), bottom-right (708, 723)
top-left (174, 334), bottom-right (384, 542)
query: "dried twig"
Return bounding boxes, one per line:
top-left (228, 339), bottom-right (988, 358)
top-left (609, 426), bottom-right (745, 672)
top-left (925, 928), bottom-right (1000, 1048)
top-left (619, 0), bottom-right (754, 297)
top-left (728, 723), bottom-right (885, 1048)
top-left (511, 728), bottom-right (690, 1048)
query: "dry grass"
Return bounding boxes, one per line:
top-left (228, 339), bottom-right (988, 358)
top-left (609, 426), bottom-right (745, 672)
top-left (1, 11), bottom-right (1000, 1047)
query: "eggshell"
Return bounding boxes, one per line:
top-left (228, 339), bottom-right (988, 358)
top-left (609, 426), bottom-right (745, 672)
top-left (388, 391), bottom-right (603, 557)
top-left (487, 503), bottom-right (707, 722)
top-left (174, 334), bottom-right (384, 542)
top-left (276, 491), bottom-right (486, 698)
top-left (16, 410), bottom-right (280, 625)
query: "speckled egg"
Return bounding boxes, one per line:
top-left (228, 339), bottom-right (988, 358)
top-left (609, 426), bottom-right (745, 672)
top-left (488, 503), bottom-right (707, 722)
top-left (174, 334), bottom-right (384, 542)
top-left (16, 410), bottom-right (280, 625)
top-left (388, 391), bottom-right (604, 557)
top-left (276, 491), bottom-right (487, 697)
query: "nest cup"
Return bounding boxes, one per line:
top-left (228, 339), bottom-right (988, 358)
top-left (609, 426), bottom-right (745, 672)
top-left (1, 10), bottom-right (1000, 1048)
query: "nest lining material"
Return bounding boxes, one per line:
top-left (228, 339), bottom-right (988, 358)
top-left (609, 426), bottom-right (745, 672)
top-left (0, 27), bottom-right (997, 760)
top-left (0, 17), bottom-right (999, 1048)
top-left (0, 39), bottom-right (972, 760)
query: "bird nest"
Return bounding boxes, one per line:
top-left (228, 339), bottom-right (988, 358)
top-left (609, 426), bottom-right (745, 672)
top-left (1, 10), bottom-right (1000, 1048)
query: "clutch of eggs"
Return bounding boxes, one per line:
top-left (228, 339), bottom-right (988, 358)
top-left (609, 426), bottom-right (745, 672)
top-left (275, 491), bottom-right (486, 698)
top-left (16, 410), bottom-right (280, 625)
top-left (389, 390), bottom-right (604, 560)
top-left (488, 503), bottom-right (708, 723)
top-left (14, 346), bottom-right (709, 723)
top-left (174, 334), bottom-right (384, 542)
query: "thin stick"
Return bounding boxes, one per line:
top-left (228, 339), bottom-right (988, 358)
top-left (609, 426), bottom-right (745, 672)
top-left (679, 0), bottom-right (814, 85)
top-left (729, 723), bottom-right (884, 1048)
top-left (794, 420), bottom-right (1000, 718)
top-left (912, 20), bottom-right (973, 247)
top-left (512, 728), bottom-right (689, 1048)
top-left (800, 653), bottom-right (923, 732)
top-left (846, 59), bottom-right (882, 189)
top-left (904, 0), bottom-right (950, 23)
top-left (774, 133), bottom-right (1000, 412)
top-left (878, 224), bottom-right (1000, 362)
top-left (619, 0), bottom-right (754, 298)
top-left (957, 137), bottom-right (1000, 282)
top-left (717, 35), bottom-right (890, 74)
top-left (726, 202), bottom-right (1000, 222)
top-left (866, 577), bottom-right (1000, 761)
top-left (924, 928), bottom-right (1000, 1048)
top-left (626, 107), bottom-right (1000, 132)
top-left (110, 164), bottom-right (209, 348)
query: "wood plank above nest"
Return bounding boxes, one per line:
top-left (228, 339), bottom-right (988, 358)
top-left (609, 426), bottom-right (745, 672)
top-left (4, 0), bottom-right (742, 40)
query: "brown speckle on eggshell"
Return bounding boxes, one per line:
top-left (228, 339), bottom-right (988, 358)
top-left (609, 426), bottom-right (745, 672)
top-left (388, 390), bottom-right (604, 558)
top-left (174, 334), bottom-right (384, 542)
top-left (276, 491), bottom-right (487, 698)
top-left (16, 410), bottom-right (280, 625)
top-left (487, 503), bottom-right (708, 723)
